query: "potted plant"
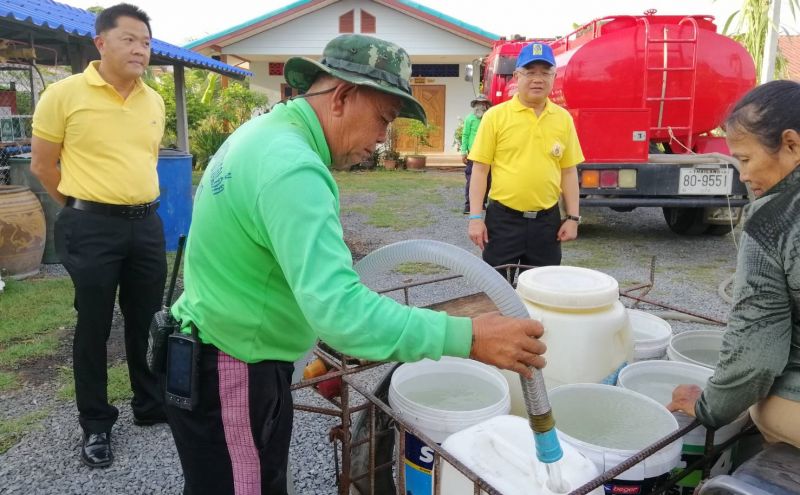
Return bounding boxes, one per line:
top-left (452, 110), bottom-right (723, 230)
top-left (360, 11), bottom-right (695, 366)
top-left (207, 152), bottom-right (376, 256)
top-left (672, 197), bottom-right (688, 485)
top-left (403, 120), bottom-right (437, 170)
top-left (381, 148), bottom-right (400, 170)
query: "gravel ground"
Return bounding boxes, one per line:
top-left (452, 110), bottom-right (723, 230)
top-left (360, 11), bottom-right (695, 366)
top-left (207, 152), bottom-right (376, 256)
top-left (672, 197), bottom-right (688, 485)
top-left (0, 170), bottom-right (740, 494)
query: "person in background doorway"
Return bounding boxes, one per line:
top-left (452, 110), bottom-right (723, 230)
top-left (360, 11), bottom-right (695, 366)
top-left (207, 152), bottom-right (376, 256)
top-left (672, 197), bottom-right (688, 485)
top-left (466, 42), bottom-right (583, 272)
top-left (668, 80), bottom-right (800, 449)
top-left (30, 3), bottom-right (167, 468)
top-left (461, 95), bottom-right (491, 213)
top-left (166, 34), bottom-right (547, 495)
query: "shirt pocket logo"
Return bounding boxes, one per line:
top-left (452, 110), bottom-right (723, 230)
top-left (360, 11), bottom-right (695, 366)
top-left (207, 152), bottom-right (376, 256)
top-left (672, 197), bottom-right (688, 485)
top-left (551, 140), bottom-right (564, 158)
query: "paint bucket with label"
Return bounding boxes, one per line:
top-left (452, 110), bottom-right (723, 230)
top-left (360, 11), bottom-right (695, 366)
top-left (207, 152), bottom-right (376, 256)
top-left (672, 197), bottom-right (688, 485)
top-left (549, 383), bottom-right (682, 494)
top-left (388, 357), bottom-right (510, 495)
top-left (617, 360), bottom-right (748, 494)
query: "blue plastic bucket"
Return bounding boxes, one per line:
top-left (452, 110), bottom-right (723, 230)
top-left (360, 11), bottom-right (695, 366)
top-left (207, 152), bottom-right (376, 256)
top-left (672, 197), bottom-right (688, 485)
top-left (156, 149), bottom-right (192, 251)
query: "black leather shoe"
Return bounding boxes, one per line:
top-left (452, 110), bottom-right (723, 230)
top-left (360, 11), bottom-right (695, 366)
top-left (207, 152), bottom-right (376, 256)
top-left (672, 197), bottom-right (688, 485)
top-left (81, 432), bottom-right (113, 468)
top-left (132, 415), bottom-right (168, 426)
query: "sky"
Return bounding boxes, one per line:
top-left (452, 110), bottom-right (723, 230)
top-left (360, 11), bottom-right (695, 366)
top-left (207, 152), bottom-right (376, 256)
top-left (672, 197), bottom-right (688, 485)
top-left (66, 0), bottom-right (800, 46)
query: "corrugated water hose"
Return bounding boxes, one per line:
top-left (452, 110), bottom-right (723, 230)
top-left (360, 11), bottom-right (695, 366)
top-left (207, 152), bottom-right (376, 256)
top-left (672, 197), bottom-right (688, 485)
top-left (353, 239), bottom-right (563, 463)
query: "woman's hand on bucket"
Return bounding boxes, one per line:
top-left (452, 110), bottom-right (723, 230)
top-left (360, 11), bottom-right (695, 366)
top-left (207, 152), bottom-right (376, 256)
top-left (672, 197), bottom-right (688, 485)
top-left (469, 312), bottom-right (546, 378)
top-left (666, 384), bottom-right (702, 417)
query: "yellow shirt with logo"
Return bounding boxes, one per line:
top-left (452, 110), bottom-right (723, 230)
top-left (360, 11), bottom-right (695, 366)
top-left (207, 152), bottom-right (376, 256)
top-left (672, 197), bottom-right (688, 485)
top-left (468, 95), bottom-right (584, 212)
top-left (32, 61), bottom-right (165, 205)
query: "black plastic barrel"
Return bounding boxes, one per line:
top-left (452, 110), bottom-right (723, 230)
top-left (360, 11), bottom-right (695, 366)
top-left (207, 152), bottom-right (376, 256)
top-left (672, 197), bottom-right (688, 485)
top-left (156, 148), bottom-right (193, 251)
top-left (9, 153), bottom-right (61, 264)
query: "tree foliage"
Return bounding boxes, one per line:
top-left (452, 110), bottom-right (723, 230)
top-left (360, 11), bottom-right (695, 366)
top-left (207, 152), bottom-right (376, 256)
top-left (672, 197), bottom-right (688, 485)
top-left (721, 0), bottom-right (799, 82)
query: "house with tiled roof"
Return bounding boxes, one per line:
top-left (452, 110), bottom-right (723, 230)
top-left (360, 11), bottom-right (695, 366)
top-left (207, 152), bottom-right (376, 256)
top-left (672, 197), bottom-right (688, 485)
top-left (779, 35), bottom-right (800, 81)
top-left (186, 0), bottom-right (499, 155)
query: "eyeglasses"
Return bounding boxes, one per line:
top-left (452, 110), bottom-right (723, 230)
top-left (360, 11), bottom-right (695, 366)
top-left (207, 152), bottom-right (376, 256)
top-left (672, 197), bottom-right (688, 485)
top-left (516, 70), bottom-right (555, 79)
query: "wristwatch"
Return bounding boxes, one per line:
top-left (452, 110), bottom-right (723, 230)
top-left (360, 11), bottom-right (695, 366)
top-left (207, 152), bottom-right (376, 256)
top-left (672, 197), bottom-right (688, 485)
top-left (564, 214), bottom-right (581, 224)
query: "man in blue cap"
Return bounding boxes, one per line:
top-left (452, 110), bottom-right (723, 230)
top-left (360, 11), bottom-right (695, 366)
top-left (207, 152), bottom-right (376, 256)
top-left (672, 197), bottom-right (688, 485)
top-left (466, 42), bottom-right (584, 272)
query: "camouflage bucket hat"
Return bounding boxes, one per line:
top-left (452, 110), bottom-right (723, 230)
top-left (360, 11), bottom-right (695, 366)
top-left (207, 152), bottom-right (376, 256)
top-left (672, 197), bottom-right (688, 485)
top-left (284, 34), bottom-right (427, 123)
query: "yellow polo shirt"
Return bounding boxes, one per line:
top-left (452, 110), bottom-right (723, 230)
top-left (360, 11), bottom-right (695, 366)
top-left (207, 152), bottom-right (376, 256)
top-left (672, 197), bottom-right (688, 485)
top-left (468, 95), bottom-right (584, 212)
top-left (32, 61), bottom-right (165, 205)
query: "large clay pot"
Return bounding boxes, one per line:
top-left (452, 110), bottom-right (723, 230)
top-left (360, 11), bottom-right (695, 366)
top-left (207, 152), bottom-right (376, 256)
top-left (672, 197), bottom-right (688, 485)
top-left (0, 185), bottom-right (45, 279)
top-left (9, 154), bottom-right (62, 263)
top-left (405, 155), bottom-right (427, 170)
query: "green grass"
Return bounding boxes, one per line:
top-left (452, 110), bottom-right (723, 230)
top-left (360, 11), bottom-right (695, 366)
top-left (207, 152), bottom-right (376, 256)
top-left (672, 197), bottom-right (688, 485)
top-left (392, 262), bottom-right (448, 276)
top-left (0, 277), bottom-right (74, 368)
top-left (334, 170), bottom-right (462, 231)
top-left (192, 169), bottom-right (203, 186)
top-left (58, 362), bottom-right (132, 403)
top-left (0, 409), bottom-right (50, 454)
top-left (0, 371), bottom-right (17, 391)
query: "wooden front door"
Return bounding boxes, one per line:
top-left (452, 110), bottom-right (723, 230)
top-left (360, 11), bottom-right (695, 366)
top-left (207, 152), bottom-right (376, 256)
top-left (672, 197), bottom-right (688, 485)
top-left (395, 85), bottom-right (445, 153)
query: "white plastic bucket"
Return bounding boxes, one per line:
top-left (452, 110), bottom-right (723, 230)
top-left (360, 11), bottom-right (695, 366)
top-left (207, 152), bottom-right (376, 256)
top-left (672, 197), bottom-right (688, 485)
top-left (617, 360), bottom-right (748, 493)
top-left (507, 266), bottom-right (632, 415)
top-left (627, 309), bottom-right (672, 361)
top-left (388, 357), bottom-right (510, 495)
top-left (440, 415), bottom-right (603, 495)
top-left (668, 330), bottom-right (725, 369)
top-left (549, 383), bottom-right (682, 493)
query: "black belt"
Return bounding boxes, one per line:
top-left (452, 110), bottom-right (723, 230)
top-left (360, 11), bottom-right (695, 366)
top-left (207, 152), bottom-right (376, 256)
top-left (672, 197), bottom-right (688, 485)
top-left (489, 200), bottom-right (557, 219)
top-left (66, 197), bottom-right (160, 219)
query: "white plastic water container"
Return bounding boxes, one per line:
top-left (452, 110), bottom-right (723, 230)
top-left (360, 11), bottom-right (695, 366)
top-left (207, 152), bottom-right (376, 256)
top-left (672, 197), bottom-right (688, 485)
top-left (549, 383), bottom-right (682, 493)
top-left (667, 330), bottom-right (725, 369)
top-left (388, 357), bottom-right (511, 495)
top-left (617, 360), bottom-right (748, 493)
top-left (628, 309), bottom-right (672, 361)
top-left (441, 415), bottom-right (603, 495)
top-left (506, 266), bottom-right (633, 415)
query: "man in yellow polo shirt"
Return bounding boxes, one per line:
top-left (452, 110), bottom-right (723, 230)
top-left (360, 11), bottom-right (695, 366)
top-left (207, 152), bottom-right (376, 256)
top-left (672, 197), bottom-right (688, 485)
top-left (30, 4), bottom-right (166, 468)
top-left (467, 42), bottom-right (583, 270)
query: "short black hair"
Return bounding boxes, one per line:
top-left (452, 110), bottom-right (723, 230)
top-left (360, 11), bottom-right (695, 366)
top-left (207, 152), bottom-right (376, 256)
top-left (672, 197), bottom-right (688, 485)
top-left (95, 3), bottom-right (152, 37)
top-left (725, 80), bottom-right (800, 153)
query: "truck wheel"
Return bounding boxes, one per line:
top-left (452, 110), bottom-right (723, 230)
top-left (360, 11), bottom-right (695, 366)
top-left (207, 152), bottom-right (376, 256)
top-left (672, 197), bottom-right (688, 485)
top-left (662, 207), bottom-right (709, 235)
top-left (706, 224), bottom-right (735, 236)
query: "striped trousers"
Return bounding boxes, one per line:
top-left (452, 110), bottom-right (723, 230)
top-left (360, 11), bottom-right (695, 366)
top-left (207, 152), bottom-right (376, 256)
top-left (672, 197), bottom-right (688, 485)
top-left (166, 345), bottom-right (294, 495)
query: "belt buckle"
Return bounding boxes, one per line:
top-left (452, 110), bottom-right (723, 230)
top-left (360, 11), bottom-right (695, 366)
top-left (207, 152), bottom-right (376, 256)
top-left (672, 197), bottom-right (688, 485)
top-left (522, 210), bottom-right (539, 219)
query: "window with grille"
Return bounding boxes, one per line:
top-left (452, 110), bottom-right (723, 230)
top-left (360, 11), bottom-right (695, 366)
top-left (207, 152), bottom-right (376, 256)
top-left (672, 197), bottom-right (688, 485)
top-left (268, 62), bottom-right (284, 76)
top-left (361, 10), bottom-right (376, 33)
top-left (339, 10), bottom-right (354, 33)
top-left (411, 64), bottom-right (459, 78)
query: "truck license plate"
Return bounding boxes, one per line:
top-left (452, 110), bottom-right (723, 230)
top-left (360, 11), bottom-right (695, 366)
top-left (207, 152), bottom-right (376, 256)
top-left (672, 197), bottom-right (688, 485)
top-left (678, 168), bottom-right (734, 195)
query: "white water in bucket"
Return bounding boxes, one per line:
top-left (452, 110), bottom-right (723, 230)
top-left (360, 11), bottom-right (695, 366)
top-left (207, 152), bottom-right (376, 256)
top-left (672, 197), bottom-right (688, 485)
top-left (389, 357), bottom-right (510, 495)
top-left (549, 384), bottom-right (681, 492)
top-left (441, 415), bottom-right (603, 495)
top-left (617, 360), bottom-right (749, 493)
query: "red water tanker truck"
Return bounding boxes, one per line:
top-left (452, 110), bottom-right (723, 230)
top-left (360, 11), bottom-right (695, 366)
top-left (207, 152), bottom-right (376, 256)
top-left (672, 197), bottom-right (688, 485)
top-left (468, 13), bottom-right (756, 235)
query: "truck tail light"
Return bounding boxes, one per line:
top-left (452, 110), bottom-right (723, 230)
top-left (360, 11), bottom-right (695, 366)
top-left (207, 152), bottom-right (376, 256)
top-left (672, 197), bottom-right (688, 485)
top-left (600, 170), bottom-right (618, 188)
top-left (581, 170), bottom-right (600, 188)
top-left (619, 169), bottom-right (637, 188)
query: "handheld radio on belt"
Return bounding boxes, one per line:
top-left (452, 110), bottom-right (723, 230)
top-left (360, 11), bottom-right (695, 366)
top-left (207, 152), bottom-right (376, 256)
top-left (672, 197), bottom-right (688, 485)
top-left (146, 234), bottom-right (186, 374)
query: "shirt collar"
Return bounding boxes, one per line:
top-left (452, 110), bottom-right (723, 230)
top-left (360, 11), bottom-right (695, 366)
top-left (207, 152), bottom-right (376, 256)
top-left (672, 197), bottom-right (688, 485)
top-left (285, 98), bottom-right (332, 167)
top-left (83, 61), bottom-right (144, 93)
top-left (510, 94), bottom-right (552, 115)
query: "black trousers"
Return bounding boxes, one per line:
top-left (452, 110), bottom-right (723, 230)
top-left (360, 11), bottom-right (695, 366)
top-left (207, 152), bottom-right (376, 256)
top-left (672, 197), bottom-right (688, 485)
top-left (482, 200), bottom-right (562, 270)
top-left (463, 160), bottom-right (491, 210)
top-left (166, 345), bottom-right (295, 495)
top-left (54, 206), bottom-right (167, 434)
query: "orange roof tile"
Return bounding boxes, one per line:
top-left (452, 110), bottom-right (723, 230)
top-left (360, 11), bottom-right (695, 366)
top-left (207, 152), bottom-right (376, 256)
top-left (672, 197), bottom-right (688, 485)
top-left (779, 35), bottom-right (800, 81)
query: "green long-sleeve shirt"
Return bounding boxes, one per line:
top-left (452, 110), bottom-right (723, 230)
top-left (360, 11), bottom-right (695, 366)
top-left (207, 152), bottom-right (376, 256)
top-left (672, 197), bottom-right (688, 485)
top-left (172, 98), bottom-right (472, 363)
top-left (461, 113), bottom-right (480, 154)
top-left (695, 167), bottom-right (800, 428)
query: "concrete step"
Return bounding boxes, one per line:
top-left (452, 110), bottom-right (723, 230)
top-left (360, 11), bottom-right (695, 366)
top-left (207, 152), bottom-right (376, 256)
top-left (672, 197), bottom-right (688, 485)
top-left (418, 153), bottom-right (464, 168)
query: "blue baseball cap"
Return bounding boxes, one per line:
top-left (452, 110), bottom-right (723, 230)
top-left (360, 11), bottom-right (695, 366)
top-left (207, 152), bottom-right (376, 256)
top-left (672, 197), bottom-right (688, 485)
top-left (516, 42), bottom-right (556, 69)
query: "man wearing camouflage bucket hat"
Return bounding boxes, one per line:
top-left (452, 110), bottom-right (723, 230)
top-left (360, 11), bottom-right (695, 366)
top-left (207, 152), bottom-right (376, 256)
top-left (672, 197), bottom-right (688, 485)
top-left (166, 34), bottom-right (546, 494)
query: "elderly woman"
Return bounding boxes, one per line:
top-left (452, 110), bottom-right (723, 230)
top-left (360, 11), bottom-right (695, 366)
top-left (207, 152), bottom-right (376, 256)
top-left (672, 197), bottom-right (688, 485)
top-left (668, 80), bottom-right (800, 449)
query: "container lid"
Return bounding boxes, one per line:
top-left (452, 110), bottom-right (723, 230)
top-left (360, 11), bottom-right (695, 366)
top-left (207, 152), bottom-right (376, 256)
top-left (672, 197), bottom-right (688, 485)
top-left (517, 266), bottom-right (619, 309)
top-left (628, 309), bottom-right (672, 345)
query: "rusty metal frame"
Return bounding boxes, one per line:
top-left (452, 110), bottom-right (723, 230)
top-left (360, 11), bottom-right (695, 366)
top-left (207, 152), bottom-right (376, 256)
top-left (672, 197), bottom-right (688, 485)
top-left (291, 260), bottom-right (737, 494)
